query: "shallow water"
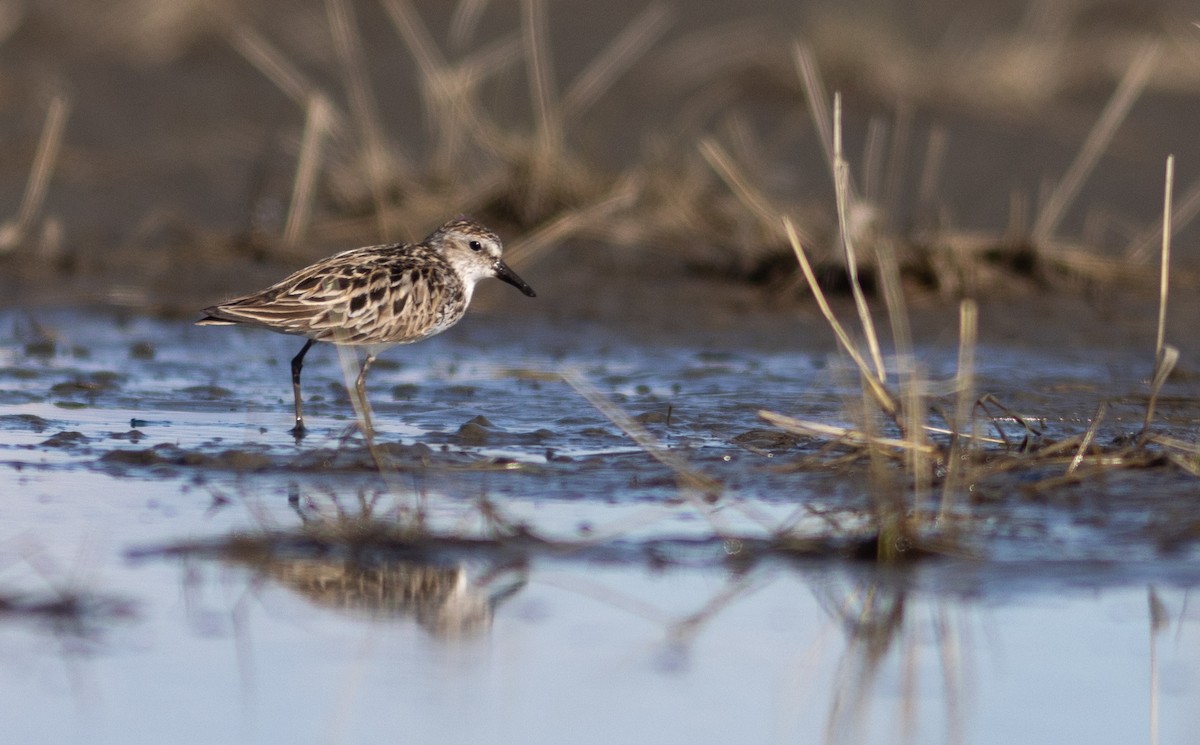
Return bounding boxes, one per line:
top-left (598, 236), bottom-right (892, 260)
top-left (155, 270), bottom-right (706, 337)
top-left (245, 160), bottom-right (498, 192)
top-left (3, 307), bottom-right (1200, 744)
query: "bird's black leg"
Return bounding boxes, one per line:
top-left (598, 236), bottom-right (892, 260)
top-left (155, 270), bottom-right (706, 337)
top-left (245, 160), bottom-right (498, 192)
top-left (290, 338), bottom-right (315, 438)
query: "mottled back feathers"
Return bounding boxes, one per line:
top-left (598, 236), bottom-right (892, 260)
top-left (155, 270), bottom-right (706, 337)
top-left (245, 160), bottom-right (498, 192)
top-left (200, 243), bottom-right (467, 345)
top-left (197, 217), bottom-right (532, 348)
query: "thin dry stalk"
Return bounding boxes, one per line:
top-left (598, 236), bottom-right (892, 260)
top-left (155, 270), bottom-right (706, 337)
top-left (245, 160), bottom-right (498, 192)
top-left (1164, 452), bottom-right (1200, 477)
top-left (226, 24), bottom-right (348, 133)
top-left (450, 0), bottom-right (490, 50)
top-left (698, 138), bottom-right (787, 240)
top-left (876, 240), bottom-right (911, 376)
top-left (562, 2), bottom-right (672, 120)
top-left (882, 103), bottom-right (913, 226)
top-left (916, 126), bottom-right (948, 210)
top-left (1146, 434), bottom-right (1200, 457)
top-left (862, 381), bottom-right (908, 562)
top-left (974, 393), bottom-right (1042, 451)
top-left (562, 370), bottom-right (734, 534)
top-left (833, 94), bottom-right (885, 385)
top-left (1126, 173), bottom-right (1200, 263)
top-left (519, 0), bottom-right (574, 220)
top-left (921, 424), bottom-right (1004, 447)
top-left (381, 0), bottom-right (444, 84)
top-left (904, 361), bottom-right (931, 522)
top-left (1141, 155), bottom-right (1178, 443)
top-left (861, 116), bottom-right (887, 202)
top-left (1032, 43), bottom-right (1160, 242)
top-left (1154, 155), bottom-right (1173, 363)
top-left (381, 0), bottom-right (521, 171)
top-left (793, 42), bottom-right (834, 182)
top-left (326, 0), bottom-right (405, 239)
top-left (283, 95), bottom-right (335, 249)
top-left (562, 372), bottom-right (719, 494)
top-left (1140, 345), bottom-right (1179, 442)
top-left (938, 300), bottom-right (977, 523)
top-left (783, 218), bottom-right (898, 416)
top-left (758, 410), bottom-right (935, 455)
top-left (1151, 440), bottom-right (1200, 476)
top-left (522, 0), bottom-right (561, 155)
top-left (0, 94), bottom-right (70, 254)
top-left (1067, 401), bottom-right (1106, 476)
top-left (504, 174), bottom-right (640, 266)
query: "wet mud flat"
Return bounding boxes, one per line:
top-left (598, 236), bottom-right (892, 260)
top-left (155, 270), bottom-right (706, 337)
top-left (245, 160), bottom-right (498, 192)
top-left (1, 302), bottom-right (1199, 743)
top-left (4, 302), bottom-right (1199, 560)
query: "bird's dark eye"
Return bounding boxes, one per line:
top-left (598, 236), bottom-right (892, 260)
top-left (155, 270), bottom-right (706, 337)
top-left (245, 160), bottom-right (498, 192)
top-left (469, 240), bottom-right (483, 252)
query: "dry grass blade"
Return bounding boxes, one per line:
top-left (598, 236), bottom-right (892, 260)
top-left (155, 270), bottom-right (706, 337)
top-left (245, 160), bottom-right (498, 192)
top-left (861, 117), bottom-right (887, 202)
top-left (1140, 155), bottom-right (1177, 443)
top-left (903, 361), bottom-right (931, 520)
top-left (1067, 401), bottom-right (1106, 475)
top-left (0, 94), bottom-right (70, 254)
top-left (562, 2), bottom-right (672, 119)
top-left (383, 0), bottom-right (522, 170)
top-left (1154, 155), bottom-right (1173, 362)
top-left (793, 42), bottom-right (834, 180)
top-left (974, 393), bottom-right (1042, 451)
top-left (783, 218), bottom-right (898, 416)
top-left (450, 0), bottom-right (490, 50)
top-left (919, 424), bottom-right (1005, 447)
top-left (326, 0), bottom-right (405, 238)
top-left (283, 95), bottom-right (335, 249)
top-left (518, 0), bottom-right (573, 220)
top-left (938, 300), bottom-right (977, 522)
top-left (522, 0), bottom-right (561, 154)
top-left (698, 138), bottom-right (786, 238)
top-left (1140, 344), bottom-right (1179, 442)
top-left (1032, 43), bottom-right (1160, 242)
top-left (832, 94), bottom-right (885, 384)
top-left (226, 24), bottom-right (348, 133)
top-left (1126, 173), bottom-right (1200, 264)
top-left (916, 126), bottom-right (948, 210)
top-left (881, 103), bottom-right (913, 223)
top-left (381, 0), bottom-right (522, 171)
top-left (562, 369), bottom-right (725, 506)
top-left (381, 0), bottom-right (445, 82)
top-left (1149, 434), bottom-right (1200, 456)
top-left (504, 175), bottom-right (640, 266)
top-left (876, 239), bottom-right (911, 381)
top-left (758, 410), bottom-right (935, 454)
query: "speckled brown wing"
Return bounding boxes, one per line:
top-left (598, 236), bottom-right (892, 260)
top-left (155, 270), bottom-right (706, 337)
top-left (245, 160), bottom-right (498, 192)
top-left (200, 244), bottom-right (466, 346)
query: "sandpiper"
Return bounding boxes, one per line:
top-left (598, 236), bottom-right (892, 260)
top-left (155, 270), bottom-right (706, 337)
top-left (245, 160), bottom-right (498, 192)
top-left (197, 217), bottom-right (535, 438)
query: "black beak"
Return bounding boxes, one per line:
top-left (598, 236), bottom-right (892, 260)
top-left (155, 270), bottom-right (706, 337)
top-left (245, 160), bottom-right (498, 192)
top-left (494, 259), bottom-right (536, 297)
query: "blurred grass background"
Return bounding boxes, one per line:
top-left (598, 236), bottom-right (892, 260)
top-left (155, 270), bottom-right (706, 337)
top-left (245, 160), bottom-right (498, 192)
top-left (0, 0), bottom-right (1197, 312)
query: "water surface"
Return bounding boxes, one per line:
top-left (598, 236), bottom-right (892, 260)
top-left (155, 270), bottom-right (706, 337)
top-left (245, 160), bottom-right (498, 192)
top-left (2, 308), bottom-right (1199, 744)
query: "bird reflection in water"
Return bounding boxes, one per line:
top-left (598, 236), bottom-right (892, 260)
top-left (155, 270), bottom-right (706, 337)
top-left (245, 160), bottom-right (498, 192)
top-left (264, 557), bottom-right (525, 637)
top-left (229, 487), bottom-right (528, 637)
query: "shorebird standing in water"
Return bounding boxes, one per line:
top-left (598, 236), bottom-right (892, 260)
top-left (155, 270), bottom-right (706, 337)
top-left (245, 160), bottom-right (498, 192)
top-left (197, 217), bottom-right (536, 439)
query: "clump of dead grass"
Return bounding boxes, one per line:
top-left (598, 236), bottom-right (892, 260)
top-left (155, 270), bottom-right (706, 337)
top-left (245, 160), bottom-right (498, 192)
top-left (679, 35), bottom-right (1193, 298)
top-left (218, 0), bottom-right (661, 267)
top-left (757, 139), bottom-right (1199, 562)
